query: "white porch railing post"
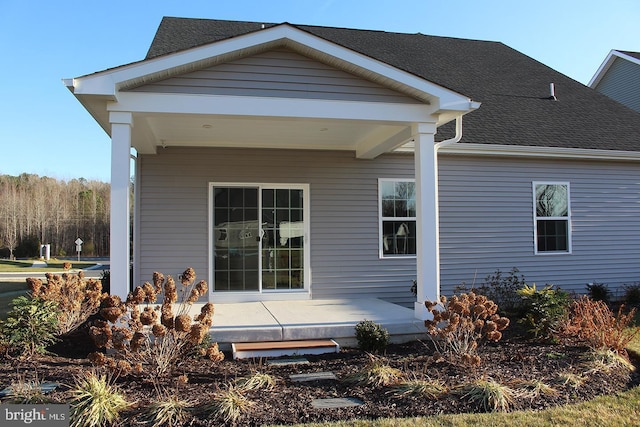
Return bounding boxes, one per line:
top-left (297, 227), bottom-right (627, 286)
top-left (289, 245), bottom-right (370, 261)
top-left (412, 123), bottom-right (439, 320)
top-left (109, 112), bottom-right (133, 299)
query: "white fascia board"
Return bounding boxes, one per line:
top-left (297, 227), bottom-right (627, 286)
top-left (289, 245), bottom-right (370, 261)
top-left (70, 24), bottom-right (474, 112)
top-left (107, 91), bottom-right (437, 123)
top-left (439, 142), bottom-right (640, 162)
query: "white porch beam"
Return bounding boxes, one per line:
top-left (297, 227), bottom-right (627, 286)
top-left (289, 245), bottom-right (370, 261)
top-left (109, 111), bottom-right (133, 299)
top-left (108, 92), bottom-right (436, 124)
top-left (412, 122), bottom-right (440, 320)
top-left (356, 126), bottom-right (412, 159)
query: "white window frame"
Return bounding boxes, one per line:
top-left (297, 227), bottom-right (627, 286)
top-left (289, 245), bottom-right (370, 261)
top-left (378, 178), bottom-right (417, 259)
top-left (532, 181), bottom-right (572, 255)
top-left (207, 182), bottom-right (311, 302)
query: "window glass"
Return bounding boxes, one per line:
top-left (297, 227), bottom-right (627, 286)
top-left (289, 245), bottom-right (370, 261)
top-left (380, 180), bottom-right (416, 257)
top-left (534, 183), bottom-right (570, 254)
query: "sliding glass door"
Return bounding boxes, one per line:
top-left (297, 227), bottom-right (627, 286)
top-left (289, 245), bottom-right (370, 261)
top-left (212, 185), bottom-right (307, 293)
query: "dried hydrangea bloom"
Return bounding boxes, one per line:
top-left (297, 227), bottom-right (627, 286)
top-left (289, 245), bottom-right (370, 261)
top-left (152, 271), bottom-right (164, 293)
top-left (205, 343), bottom-right (225, 362)
top-left (133, 362), bottom-right (143, 375)
top-left (128, 286), bottom-right (146, 305)
top-left (115, 360), bottom-right (132, 376)
top-left (152, 323), bottom-right (167, 338)
top-left (111, 326), bottom-right (134, 351)
top-left (88, 352), bottom-right (107, 366)
top-left (186, 289), bottom-right (201, 304)
top-left (130, 332), bottom-right (146, 352)
top-left (26, 278), bottom-right (43, 295)
top-left (164, 276), bottom-right (178, 303)
top-left (195, 280), bottom-right (208, 295)
top-left (496, 317), bottom-right (510, 330)
top-left (175, 314), bottom-right (191, 333)
top-left (63, 262), bottom-right (72, 270)
top-left (188, 323), bottom-right (207, 344)
top-left (103, 295), bottom-right (122, 308)
top-left (177, 375), bottom-right (189, 386)
top-left (142, 282), bottom-right (157, 303)
top-left (161, 303), bottom-right (174, 329)
top-left (181, 267), bottom-right (196, 286)
top-left (100, 306), bottom-right (123, 323)
top-left (89, 324), bottom-right (112, 348)
top-left (78, 271), bottom-right (85, 279)
top-left (197, 303), bottom-right (214, 326)
top-left (140, 307), bottom-right (158, 325)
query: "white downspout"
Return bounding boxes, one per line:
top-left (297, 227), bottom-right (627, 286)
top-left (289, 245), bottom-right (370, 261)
top-left (435, 115), bottom-right (463, 150)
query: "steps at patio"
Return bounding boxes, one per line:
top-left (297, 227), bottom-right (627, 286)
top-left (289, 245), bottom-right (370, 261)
top-left (232, 339), bottom-right (340, 359)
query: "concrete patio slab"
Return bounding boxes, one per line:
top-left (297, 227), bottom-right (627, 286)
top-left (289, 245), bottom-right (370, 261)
top-left (208, 298), bottom-right (427, 347)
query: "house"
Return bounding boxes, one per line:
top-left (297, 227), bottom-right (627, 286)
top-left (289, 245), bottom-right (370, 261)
top-left (589, 50), bottom-right (640, 113)
top-left (65, 18), bottom-right (640, 323)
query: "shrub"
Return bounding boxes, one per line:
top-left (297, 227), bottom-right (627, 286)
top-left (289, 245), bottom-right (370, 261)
top-left (0, 296), bottom-right (60, 358)
top-left (88, 268), bottom-right (224, 379)
top-left (355, 319), bottom-right (389, 353)
top-left (477, 268), bottom-right (527, 316)
top-left (517, 284), bottom-right (569, 341)
top-left (69, 371), bottom-right (128, 427)
top-left (622, 283), bottom-right (640, 307)
top-left (27, 272), bottom-right (104, 335)
top-left (392, 377), bottom-right (448, 399)
top-left (586, 283), bottom-right (612, 304)
top-left (560, 296), bottom-right (640, 355)
top-left (424, 292), bottom-right (510, 366)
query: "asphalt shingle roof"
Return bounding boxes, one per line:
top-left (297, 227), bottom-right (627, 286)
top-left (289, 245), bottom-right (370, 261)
top-left (146, 17), bottom-right (640, 152)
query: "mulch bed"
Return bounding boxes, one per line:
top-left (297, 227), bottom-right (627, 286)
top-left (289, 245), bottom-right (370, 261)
top-left (1, 331), bottom-right (639, 426)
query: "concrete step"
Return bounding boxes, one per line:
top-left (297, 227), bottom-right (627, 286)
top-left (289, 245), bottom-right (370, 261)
top-left (232, 339), bottom-right (340, 359)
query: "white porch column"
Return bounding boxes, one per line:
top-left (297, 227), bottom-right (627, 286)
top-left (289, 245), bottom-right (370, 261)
top-left (412, 123), bottom-right (440, 320)
top-left (109, 112), bottom-right (133, 299)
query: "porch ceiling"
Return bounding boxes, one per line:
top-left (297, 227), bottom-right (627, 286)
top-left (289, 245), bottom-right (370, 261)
top-left (132, 112), bottom-right (410, 155)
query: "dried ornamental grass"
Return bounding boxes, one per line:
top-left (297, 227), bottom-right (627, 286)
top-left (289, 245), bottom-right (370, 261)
top-left (391, 377), bottom-right (448, 399)
top-left (208, 385), bottom-right (254, 423)
top-left (345, 354), bottom-right (405, 387)
top-left (69, 371), bottom-right (129, 427)
top-left (234, 372), bottom-right (277, 392)
top-left (459, 378), bottom-right (517, 413)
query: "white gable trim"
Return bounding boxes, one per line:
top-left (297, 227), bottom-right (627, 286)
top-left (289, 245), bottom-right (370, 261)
top-left (589, 49), bottom-right (640, 88)
top-left (68, 24), bottom-right (473, 113)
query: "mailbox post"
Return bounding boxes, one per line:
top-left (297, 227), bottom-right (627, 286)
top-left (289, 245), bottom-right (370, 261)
top-left (75, 238), bottom-right (83, 262)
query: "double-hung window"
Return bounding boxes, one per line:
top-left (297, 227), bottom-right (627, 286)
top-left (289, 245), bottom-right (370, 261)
top-left (533, 182), bottom-right (571, 254)
top-left (379, 179), bottom-right (416, 258)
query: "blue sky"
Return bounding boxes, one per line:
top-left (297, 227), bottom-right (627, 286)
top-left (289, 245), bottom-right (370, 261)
top-left (1, 0), bottom-right (638, 182)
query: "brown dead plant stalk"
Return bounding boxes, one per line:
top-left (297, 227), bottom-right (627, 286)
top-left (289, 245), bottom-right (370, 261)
top-left (560, 296), bottom-right (640, 356)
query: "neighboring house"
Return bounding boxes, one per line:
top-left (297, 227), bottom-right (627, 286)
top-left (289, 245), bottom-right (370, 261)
top-left (589, 50), bottom-right (640, 112)
top-left (65, 18), bottom-right (640, 319)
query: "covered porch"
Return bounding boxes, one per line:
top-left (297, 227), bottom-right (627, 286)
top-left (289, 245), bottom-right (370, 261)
top-left (65, 23), bottom-right (479, 321)
top-left (202, 298), bottom-right (428, 349)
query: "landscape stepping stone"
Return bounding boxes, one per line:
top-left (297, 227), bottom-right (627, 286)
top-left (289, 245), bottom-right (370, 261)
top-left (289, 371), bottom-right (337, 382)
top-left (267, 357), bottom-right (309, 366)
top-left (311, 397), bottom-right (364, 409)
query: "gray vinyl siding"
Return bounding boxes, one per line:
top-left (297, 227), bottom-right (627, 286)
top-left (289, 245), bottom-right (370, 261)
top-left (594, 57), bottom-right (640, 113)
top-left (137, 148), bottom-right (640, 305)
top-left (137, 147), bottom-right (417, 306)
top-left (438, 155), bottom-right (640, 298)
top-left (129, 48), bottom-right (421, 103)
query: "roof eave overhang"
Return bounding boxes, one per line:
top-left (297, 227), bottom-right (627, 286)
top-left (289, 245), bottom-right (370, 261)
top-left (65, 24), bottom-right (477, 134)
top-left (588, 49), bottom-right (640, 88)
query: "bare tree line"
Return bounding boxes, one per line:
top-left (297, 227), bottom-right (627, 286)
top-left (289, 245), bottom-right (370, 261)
top-left (0, 174), bottom-right (110, 258)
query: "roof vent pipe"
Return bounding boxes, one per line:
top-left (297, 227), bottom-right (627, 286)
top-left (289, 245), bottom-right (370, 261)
top-left (549, 83), bottom-right (557, 101)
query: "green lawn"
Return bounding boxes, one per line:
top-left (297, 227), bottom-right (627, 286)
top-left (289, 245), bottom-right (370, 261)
top-left (0, 259), bottom-right (97, 272)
